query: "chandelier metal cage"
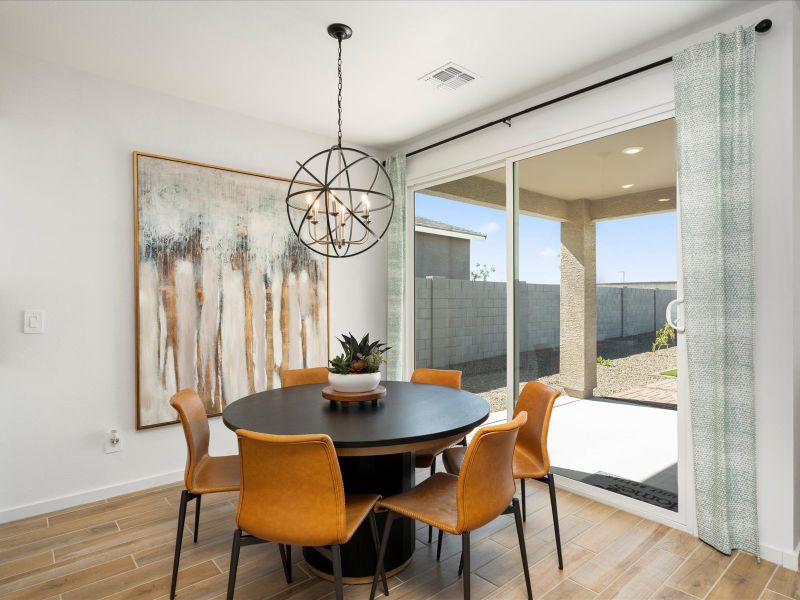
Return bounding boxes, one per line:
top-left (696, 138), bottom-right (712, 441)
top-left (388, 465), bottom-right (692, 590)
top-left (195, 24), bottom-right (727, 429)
top-left (285, 23), bottom-right (394, 258)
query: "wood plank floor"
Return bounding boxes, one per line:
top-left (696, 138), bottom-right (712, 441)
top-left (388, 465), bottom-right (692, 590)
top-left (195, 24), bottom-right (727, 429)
top-left (0, 475), bottom-right (794, 600)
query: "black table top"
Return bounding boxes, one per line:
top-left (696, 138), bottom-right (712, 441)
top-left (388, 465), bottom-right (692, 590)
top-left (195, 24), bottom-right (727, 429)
top-left (222, 380), bottom-right (490, 449)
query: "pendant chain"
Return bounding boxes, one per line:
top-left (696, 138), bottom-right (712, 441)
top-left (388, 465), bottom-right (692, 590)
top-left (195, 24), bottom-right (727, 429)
top-left (337, 38), bottom-right (343, 148)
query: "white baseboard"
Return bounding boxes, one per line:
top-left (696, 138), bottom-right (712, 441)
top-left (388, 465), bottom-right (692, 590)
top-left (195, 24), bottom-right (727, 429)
top-left (760, 540), bottom-right (800, 571)
top-left (0, 470), bottom-right (184, 524)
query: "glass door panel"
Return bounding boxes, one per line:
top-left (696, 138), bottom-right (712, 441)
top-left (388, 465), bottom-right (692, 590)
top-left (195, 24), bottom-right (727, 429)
top-left (413, 168), bottom-right (508, 416)
top-left (511, 119), bottom-right (680, 512)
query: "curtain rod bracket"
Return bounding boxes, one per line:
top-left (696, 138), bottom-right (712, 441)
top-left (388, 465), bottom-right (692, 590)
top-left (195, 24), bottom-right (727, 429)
top-left (502, 119), bottom-right (512, 127)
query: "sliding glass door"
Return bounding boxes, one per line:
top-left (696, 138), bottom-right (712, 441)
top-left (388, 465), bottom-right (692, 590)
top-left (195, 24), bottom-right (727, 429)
top-left (510, 118), bottom-right (681, 514)
top-left (410, 117), bottom-right (685, 520)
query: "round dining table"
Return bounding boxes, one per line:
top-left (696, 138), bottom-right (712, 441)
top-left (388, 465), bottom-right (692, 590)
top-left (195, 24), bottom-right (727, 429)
top-left (222, 380), bottom-right (490, 583)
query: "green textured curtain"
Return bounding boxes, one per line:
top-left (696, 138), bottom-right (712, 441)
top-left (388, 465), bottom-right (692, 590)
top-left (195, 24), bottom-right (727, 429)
top-left (674, 26), bottom-right (758, 556)
top-left (385, 155), bottom-right (407, 380)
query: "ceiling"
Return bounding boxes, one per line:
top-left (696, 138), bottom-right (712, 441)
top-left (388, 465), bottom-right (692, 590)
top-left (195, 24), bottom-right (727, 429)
top-left (479, 118), bottom-right (676, 200)
top-left (0, 1), bottom-right (756, 150)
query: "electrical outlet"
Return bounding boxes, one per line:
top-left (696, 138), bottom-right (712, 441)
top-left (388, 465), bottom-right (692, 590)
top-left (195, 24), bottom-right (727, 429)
top-left (104, 429), bottom-right (122, 454)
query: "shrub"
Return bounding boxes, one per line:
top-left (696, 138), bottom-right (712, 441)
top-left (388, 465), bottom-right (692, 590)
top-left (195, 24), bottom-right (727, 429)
top-left (653, 322), bottom-right (676, 352)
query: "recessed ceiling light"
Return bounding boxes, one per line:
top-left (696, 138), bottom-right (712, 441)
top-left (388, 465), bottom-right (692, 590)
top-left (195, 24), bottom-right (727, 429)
top-left (658, 198), bottom-right (671, 202)
top-left (622, 146), bottom-right (644, 155)
top-left (621, 184), bottom-right (634, 189)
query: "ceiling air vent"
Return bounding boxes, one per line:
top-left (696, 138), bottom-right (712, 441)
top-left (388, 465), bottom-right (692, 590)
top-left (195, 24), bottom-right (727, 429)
top-left (420, 62), bottom-right (477, 91)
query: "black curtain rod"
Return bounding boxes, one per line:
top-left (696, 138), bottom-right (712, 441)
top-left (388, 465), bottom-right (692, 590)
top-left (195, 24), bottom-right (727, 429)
top-left (406, 18), bottom-right (772, 159)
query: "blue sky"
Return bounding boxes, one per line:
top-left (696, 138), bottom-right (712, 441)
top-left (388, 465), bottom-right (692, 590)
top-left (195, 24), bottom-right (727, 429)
top-left (416, 193), bottom-right (677, 284)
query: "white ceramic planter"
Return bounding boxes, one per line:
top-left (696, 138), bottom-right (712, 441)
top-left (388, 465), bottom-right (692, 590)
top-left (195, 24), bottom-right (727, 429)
top-left (328, 372), bottom-right (381, 393)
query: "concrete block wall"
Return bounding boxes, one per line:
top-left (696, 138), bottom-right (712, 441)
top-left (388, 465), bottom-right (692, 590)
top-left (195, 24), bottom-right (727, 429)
top-left (414, 277), bottom-right (677, 368)
top-left (597, 287), bottom-right (623, 340)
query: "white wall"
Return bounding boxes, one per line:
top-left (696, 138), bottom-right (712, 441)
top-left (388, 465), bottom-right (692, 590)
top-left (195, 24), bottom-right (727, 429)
top-left (399, 0), bottom-right (798, 568)
top-left (0, 49), bottom-right (386, 521)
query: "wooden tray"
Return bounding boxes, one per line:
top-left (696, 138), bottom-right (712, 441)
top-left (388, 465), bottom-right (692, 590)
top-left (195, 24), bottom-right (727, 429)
top-left (322, 385), bottom-right (386, 406)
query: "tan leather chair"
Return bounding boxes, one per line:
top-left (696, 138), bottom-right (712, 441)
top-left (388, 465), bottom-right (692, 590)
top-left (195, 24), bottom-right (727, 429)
top-left (169, 390), bottom-right (240, 599)
top-left (410, 367), bottom-right (463, 543)
top-left (370, 413), bottom-right (532, 600)
top-left (442, 381), bottom-right (563, 569)
top-left (280, 366), bottom-right (330, 388)
top-left (227, 430), bottom-right (388, 600)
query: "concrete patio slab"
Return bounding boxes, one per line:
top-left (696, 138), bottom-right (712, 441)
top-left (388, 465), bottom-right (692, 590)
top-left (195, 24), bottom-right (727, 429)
top-left (548, 396), bottom-right (678, 493)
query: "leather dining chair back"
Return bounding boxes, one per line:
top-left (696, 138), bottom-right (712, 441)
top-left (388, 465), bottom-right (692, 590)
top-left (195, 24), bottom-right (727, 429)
top-left (410, 367), bottom-right (464, 543)
top-left (229, 429), bottom-right (387, 600)
top-left (235, 430), bottom-right (347, 547)
top-left (171, 389), bottom-right (212, 492)
top-left (439, 380), bottom-right (565, 573)
top-left (169, 390), bottom-right (240, 599)
top-left (370, 411), bottom-right (531, 600)
top-left (280, 366), bottom-right (330, 388)
top-left (456, 411), bottom-right (526, 532)
top-left (512, 381), bottom-right (560, 476)
top-left (411, 368), bottom-right (462, 390)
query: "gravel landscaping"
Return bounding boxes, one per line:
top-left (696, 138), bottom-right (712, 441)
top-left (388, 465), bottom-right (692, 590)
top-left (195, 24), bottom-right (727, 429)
top-left (455, 333), bottom-right (678, 412)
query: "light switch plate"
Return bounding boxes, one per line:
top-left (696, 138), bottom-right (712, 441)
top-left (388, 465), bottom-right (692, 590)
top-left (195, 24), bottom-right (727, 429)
top-left (23, 310), bottom-right (44, 334)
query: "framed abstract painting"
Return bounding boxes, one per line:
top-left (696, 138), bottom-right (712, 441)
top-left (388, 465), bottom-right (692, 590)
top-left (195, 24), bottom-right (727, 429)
top-left (133, 153), bottom-right (328, 429)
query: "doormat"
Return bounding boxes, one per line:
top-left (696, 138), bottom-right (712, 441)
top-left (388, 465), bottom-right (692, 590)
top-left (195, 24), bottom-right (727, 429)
top-left (582, 472), bottom-right (678, 512)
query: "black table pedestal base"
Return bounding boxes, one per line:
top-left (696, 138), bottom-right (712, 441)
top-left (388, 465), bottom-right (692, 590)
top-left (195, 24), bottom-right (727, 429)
top-left (303, 452), bottom-right (416, 582)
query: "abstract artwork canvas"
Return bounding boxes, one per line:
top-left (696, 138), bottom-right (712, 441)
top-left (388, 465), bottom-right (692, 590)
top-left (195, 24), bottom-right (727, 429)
top-left (134, 153), bottom-right (328, 429)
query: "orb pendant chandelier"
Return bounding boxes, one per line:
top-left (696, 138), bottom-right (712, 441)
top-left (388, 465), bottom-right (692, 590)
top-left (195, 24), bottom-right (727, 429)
top-left (285, 23), bottom-right (394, 258)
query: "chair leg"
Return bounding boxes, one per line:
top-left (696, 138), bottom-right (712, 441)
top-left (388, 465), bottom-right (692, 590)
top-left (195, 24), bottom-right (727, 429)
top-left (461, 532), bottom-right (471, 600)
top-left (547, 473), bottom-right (564, 570)
top-left (332, 544), bottom-right (344, 600)
top-left (428, 460), bottom-right (436, 543)
top-left (193, 494), bottom-right (202, 543)
top-left (512, 499), bottom-right (533, 600)
top-left (170, 490), bottom-right (189, 599)
top-left (436, 528), bottom-right (444, 561)
top-left (226, 529), bottom-right (242, 600)
top-left (368, 512), bottom-right (389, 596)
top-left (278, 544), bottom-right (292, 584)
top-left (521, 478), bottom-right (527, 522)
top-left (370, 512), bottom-right (395, 600)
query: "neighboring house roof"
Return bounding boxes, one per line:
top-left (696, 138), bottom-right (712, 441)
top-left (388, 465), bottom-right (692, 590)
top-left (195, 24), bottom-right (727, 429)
top-left (414, 216), bottom-right (487, 240)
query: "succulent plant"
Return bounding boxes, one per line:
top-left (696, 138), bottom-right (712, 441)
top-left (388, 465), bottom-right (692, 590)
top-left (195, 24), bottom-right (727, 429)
top-left (329, 333), bottom-right (391, 375)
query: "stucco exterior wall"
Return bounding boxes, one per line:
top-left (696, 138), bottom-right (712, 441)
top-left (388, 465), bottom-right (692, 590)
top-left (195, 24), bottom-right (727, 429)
top-left (414, 232), bottom-right (471, 279)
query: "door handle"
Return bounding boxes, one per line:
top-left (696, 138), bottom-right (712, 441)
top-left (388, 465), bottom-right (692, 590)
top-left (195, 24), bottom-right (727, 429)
top-left (665, 298), bottom-right (685, 334)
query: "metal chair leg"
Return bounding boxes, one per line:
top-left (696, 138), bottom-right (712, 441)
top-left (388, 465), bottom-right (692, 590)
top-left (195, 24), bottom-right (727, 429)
top-left (170, 490), bottom-right (189, 599)
top-left (512, 498), bottom-right (533, 599)
top-left (547, 473), bottom-right (564, 570)
top-left (370, 512), bottom-right (395, 600)
top-left (521, 478), bottom-right (527, 522)
top-left (436, 528), bottom-right (444, 561)
top-left (332, 544), bottom-right (344, 600)
top-left (226, 529), bottom-right (242, 600)
top-left (278, 544), bottom-right (292, 584)
top-left (461, 532), bottom-right (471, 600)
top-left (193, 494), bottom-right (202, 543)
top-left (428, 460), bottom-right (436, 543)
top-left (368, 512), bottom-right (389, 596)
